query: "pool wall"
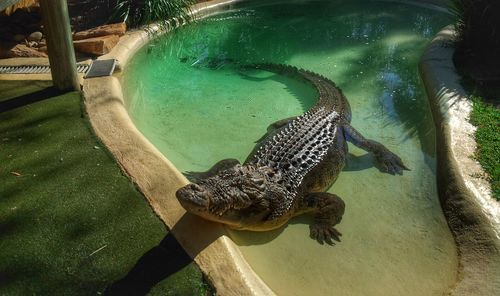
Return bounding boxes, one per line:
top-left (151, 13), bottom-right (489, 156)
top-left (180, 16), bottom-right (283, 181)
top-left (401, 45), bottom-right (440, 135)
top-left (80, 0), bottom-right (500, 295)
top-left (419, 25), bottom-right (500, 294)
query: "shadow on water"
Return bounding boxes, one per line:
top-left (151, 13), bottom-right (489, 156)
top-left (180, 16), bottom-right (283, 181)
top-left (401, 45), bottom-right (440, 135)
top-left (177, 58), bottom-right (318, 113)
top-left (237, 68), bottom-right (316, 112)
top-left (229, 214), bottom-right (342, 247)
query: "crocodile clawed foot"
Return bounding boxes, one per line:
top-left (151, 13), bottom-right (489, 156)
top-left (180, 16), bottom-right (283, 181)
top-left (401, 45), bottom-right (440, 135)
top-left (310, 223), bottom-right (342, 245)
top-left (375, 150), bottom-right (410, 175)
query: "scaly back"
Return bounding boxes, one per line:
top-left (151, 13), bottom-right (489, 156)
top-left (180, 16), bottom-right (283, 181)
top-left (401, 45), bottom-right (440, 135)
top-left (250, 107), bottom-right (340, 193)
top-left (244, 64), bottom-right (347, 218)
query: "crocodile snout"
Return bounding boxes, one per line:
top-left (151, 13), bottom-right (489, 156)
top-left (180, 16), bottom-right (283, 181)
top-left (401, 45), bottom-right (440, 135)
top-left (176, 183), bottom-right (210, 211)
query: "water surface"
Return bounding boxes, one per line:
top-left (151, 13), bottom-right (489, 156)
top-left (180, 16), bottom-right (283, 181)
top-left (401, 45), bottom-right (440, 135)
top-left (122, 1), bottom-right (457, 295)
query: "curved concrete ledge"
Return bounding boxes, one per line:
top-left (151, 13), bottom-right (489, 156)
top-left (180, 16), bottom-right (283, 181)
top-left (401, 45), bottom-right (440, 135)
top-left (419, 25), bottom-right (500, 295)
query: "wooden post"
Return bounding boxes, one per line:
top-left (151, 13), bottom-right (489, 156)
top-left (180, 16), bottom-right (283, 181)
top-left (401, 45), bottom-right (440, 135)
top-left (39, 0), bottom-right (80, 91)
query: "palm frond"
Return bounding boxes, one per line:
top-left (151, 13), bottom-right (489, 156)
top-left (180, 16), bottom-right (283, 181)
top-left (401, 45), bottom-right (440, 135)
top-left (448, 0), bottom-right (500, 52)
top-left (110, 0), bottom-right (195, 28)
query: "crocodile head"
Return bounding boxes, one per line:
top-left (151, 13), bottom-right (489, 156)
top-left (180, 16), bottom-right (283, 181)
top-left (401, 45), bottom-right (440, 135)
top-left (176, 164), bottom-right (285, 227)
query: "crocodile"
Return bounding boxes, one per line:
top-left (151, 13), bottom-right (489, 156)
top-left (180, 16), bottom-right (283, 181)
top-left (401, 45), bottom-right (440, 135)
top-left (176, 63), bottom-right (409, 245)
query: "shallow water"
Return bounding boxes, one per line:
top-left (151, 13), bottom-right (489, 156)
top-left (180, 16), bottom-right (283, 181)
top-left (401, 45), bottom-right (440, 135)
top-left (122, 0), bottom-right (457, 294)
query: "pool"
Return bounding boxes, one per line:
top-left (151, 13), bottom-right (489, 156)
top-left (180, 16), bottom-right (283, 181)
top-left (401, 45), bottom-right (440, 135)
top-left (122, 0), bottom-right (457, 294)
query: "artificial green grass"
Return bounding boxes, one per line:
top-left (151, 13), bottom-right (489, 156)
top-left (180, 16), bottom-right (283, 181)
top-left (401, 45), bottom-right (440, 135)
top-left (470, 96), bottom-right (500, 200)
top-left (0, 90), bottom-right (208, 294)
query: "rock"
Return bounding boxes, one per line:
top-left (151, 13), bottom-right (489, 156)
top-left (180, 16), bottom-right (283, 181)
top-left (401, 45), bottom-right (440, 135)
top-left (28, 31), bottom-right (43, 42)
top-left (73, 35), bottom-right (119, 55)
top-left (38, 39), bottom-right (46, 47)
top-left (6, 44), bottom-right (47, 57)
top-left (38, 46), bottom-right (47, 53)
top-left (13, 34), bottom-right (25, 42)
top-left (73, 22), bottom-right (126, 41)
top-left (26, 40), bottom-right (37, 48)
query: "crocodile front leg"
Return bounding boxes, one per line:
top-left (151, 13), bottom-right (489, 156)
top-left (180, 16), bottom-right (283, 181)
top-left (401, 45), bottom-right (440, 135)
top-left (300, 192), bottom-right (345, 245)
top-left (184, 158), bottom-right (241, 182)
top-left (342, 124), bottom-right (409, 175)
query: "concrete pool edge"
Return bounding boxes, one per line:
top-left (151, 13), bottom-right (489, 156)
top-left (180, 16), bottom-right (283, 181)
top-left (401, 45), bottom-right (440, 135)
top-left (419, 25), bottom-right (500, 295)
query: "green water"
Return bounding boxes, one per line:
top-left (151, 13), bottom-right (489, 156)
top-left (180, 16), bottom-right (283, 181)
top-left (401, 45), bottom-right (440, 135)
top-left (122, 0), bottom-right (457, 295)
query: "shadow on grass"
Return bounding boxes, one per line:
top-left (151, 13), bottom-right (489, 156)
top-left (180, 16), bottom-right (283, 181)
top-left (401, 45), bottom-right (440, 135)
top-left (105, 233), bottom-right (192, 296)
top-left (0, 87), bottom-right (64, 113)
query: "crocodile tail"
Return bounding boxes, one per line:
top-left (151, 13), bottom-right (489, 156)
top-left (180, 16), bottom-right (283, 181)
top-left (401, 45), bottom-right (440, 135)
top-left (243, 63), bottom-right (349, 115)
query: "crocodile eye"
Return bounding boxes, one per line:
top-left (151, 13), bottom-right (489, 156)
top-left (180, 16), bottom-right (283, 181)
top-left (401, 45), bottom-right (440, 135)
top-left (190, 183), bottom-right (204, 192)
top-left (251, 177), bottom-right (265, 186)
